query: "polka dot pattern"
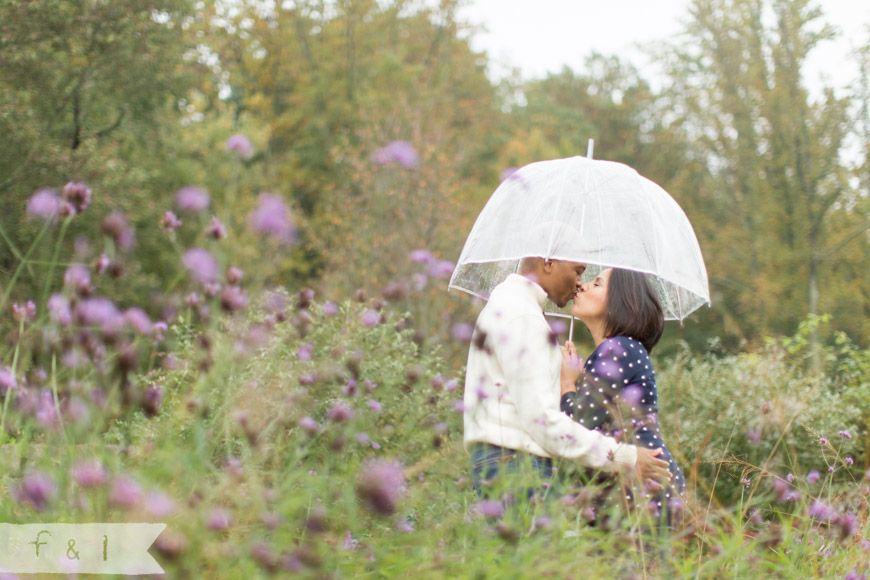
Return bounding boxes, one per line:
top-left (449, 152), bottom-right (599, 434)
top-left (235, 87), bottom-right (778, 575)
top-left (560, 336), bottom-right (686, 511)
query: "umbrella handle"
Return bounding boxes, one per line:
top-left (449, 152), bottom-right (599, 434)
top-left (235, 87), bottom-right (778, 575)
top-left (569, 316), bottom-right (574, 341)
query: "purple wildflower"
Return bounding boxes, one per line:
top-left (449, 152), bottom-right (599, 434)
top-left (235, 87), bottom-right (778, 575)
top-left (76, 297), bottom-right (124, 335)
top-left (839, 430), bottom-right (852, 439)
top-left (162, 210), bottom-right (182, 232)
top-left (820, 437), bottom-right (828, 445)
top-left (444, 379), bottom-right (458, 391)
top-left (95, 253), bottom-right (110, 275)
top-left (327, 402), bottom-right (354, 423)
top-left (622, 385), bottom-right (643, 407)
top-left (110, 476), bottom-right (142, 509)
top-left (207, 508), bottom-right (234, 530)
top-left (846, 456), bottom-right (853, 465)
top-left (64, 264), bottom-right (92, 295)
top-left (299, 416), bottom-right (319, 433)
top-left (357, 460), bottom-right (406, 516)
top-left (360, 309), bottom-right (381, 327)
top-left (71, 460), bottom-right (108, 488)
top-left (746, 430), bottom-right (761, 444)
top-left (142, 384), bottom-right (163, 417)
top-left (367, 399), bottom-right (382, 413)
top-left (322, 301), bottom-right (338, 316)
top-left (145, 491), bottom-right (176, 517)
top-left (26, 188), bottom-right (62, 220)
top-left (206, 216), bottom-right (227, 240)
top-left (62, 181), bottom-right (92, 214)
top-left (476, 500), bottom-right (505, 518)
top-left (226, 266), bottom-right (243, 284)
top-left (409, 249), bottom-right (434, 264)
top-left (220, 285), bottom-right (249, 312)
top-left (807, 469), bottom-right (821, 484)
top-left (427, 259), bottom-right (455, 279)
top-left (12, 300), bottom-right (36, 322)
top-left (372, 140), bottom-right (419, 169)
top-left (182, 247), bottom-right (219, 284)
top-left (14, 472), bottom-right (57, 511)
top-left (787, 472), bottom-right (794, 483)
top-left (226, 134), bottom-right (254, 159)
top-left (125, 307), bottom-right (152, 336)
top-left (101, 211), bottom-right (135, 252)
top-left (249, 193), bottom-right (296, 245)
top-left (0, 369), bottom-right (16, 395)
top-left (356, 432), bottom-right (370, 445)
top-left (176, 186), bottom-right (210, 212)
top-left (451, 323), bottom-right (474, 343)
top-left (808, 501), bottom-right (835, 520)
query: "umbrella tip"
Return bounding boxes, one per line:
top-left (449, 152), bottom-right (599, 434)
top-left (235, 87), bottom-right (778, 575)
top-left (586, 139), bottom-right (594, 159)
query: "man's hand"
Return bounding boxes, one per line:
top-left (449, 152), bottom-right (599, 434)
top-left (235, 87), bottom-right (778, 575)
top-left (633, 447), bottom-right (671, 486)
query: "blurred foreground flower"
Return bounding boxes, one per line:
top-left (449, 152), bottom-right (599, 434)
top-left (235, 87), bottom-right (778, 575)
top-left (62, 181), bottom-right (92, 214)
top-left (357, 460), bottom-right (405, 516)
top-left (372, 140), bottom-right (419, 169)
top-left (26, 188), bottom-right (62, 221)
top-left (226, 134), bottom-right (254, 159)
top-left (71, 459), bottom-right (108, 488)
top-left (182, 248), bottom-right (219, 284)
top-left (249, 193), bottom-right (296, 245)
top-left (101, 211), bottom-right (136, 252)
top-left (176, 186), bottom-right (210, 212)
top-left (15, 472), bottom-right (57, 511)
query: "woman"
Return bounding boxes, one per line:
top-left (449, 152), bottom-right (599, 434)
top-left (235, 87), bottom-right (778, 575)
top-left (560, 267), bottom-right (686, 525)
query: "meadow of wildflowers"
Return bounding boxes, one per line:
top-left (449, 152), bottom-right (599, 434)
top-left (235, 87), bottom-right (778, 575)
top-left (0, 143), bottom-right (867, 579)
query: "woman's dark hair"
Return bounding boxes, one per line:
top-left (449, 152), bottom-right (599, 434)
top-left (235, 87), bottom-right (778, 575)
top-left (603, 268), bottom-right (664, 353)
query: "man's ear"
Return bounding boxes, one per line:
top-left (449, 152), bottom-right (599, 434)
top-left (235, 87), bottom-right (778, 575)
top-left (542, 260), bottom-right (554, 273)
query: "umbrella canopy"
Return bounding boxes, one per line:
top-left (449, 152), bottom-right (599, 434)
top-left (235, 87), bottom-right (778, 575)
top-left (448, 156), bottom-right (710, 321)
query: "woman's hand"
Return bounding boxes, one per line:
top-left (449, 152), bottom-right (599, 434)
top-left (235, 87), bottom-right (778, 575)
top-left (559, 340), bottom-right (583, 395)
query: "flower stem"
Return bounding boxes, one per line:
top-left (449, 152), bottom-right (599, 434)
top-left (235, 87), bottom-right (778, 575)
top-left (0, 219), bottom-right (53, 314)
top-left (40, 216), bottom-right (73, 310)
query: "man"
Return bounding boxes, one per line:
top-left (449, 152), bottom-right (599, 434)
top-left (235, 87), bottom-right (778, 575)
top-left (464, 257), bottom-right (671, 496)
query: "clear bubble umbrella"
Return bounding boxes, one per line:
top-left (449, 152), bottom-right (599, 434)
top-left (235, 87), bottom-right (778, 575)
top-left (448, 155), bottom-right (710, 321)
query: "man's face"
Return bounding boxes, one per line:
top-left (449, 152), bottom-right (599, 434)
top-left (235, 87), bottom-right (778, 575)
top-left (544, 260), bottom-right (586, 308)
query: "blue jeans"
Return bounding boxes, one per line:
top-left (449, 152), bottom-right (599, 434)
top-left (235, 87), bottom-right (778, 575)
top-left (470, 443), bottom-right (554, 500)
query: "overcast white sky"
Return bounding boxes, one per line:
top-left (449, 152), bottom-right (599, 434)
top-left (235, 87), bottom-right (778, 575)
top-left (458, 0), bottom-right (870, 96)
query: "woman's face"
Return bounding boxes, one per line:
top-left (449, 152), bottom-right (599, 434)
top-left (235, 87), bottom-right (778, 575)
top-left (571, 268), bottom-right (612, 323)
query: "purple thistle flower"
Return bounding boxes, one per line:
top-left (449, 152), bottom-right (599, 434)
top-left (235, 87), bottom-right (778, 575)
top-left (476, 500), bottom-right (505, 518)
top-left (355, 432), bottom-right (370, 445)
top-left (819, 437), bottom-right (828, 445)
top-left (846, 456), bottom-right (853, 465)
top-left (746, 430), bottom-right (761, 444)
top-left (844, 571), bottom-right (866, 580)
top-left (94, 253), bottom-right (110, 275)
top-left (182, 247), bottom-right (219, 284)
top-left (409, 249), bottom-right (434, 264)
top-left (101, 211), bottom-right (136, 252)
top-left (299, 416), bottom-right (319, 433)
top-left (445, 379), bottom-right (458, 391)
top-left (207, 508), bottom-right (234, 530)
top-left (226, 134), bottom-right (254, 159)
top-left (249, 193), bottom-right (296, 245)
top-left (220, 285), bottom-right (249, 312)
top-left (64, 264), bottom-right (92, 295)
top-left (838, 430), bottom-right (852, 439)
top-left (622, 385), bottom-right (643, 408)
top-left (361, 309), bottom-right (381, 327)
top-left (62, 181), bottom-right (92, 214)
top-left (327, 402), bottom-right (354, 423)
top-left (322, 301), bottom-right (338, 316)
top-left (176, 186), bottom-right (210, 212)
top-left (12, 300), bottom-right (36, 322)
top-left (71, 459), bottom-right (108, 488)
top-left (226, 266), bottom-right (243, 285)
top-left (0, 369), bottom-right (16, 395)
top-left (145, 491), bottom-right (176, 517)
top-left (206, 216), bottom-right (227, 240)
top-left (110, 476), bottom-right (142, 509)
top-left (367, 399), bottom-right (382, 413)
top-left (427, 259), bottom-right (455, 279)
top-left (125, 307), bottom-right (152, 336)
top-left (14, 472), bottom-right (57, 511)
top-left (451, 323), bottom-right (474, 343)
top-left (411, 272), bottom-right (428, 290)
top-left (372, 141), bottom-right (419, 169)
top-left (162, 210), bottom-right (182, 232)
top-left (142, 384), bottom-right (164, 417)
top-left (371, 441), bottom-right (381, 450)
top-left (76, 297), bottom-right (124, 335)
top-left (357, 460), bottom-right (406, 516)
top-left (787, 472), bottom-right (794, 483)
top-left (26, 188), bottom-right (62, 220)
top-left (807, 469), bottom-right (821, 484)
top-left (808, 500), bottom-right (836, 520)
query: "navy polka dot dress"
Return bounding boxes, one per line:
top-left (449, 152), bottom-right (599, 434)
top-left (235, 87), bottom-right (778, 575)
top-left (560, 336), bottom-right (686, 519)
